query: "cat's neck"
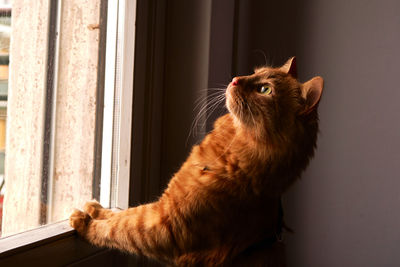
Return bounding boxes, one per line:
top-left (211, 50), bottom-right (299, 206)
top-left (204, 113), bottom-right (317, 194)
top-left (201, 114), bottom-right (274, 173)
top-left (213, 114), bottom-right (276, 160)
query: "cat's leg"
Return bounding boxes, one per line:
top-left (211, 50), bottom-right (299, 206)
top-left (83, 200), bottom-right (114, 220)
top-left (70, 201), bottom-right (180, 263)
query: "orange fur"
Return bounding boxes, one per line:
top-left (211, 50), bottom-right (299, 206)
top-left (70, 57), bottom-right (323, 266)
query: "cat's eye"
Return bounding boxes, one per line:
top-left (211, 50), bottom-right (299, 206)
top-left (259, 85), bottom-right (272, 95)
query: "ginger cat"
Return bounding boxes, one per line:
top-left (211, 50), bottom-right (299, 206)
top-left (70, 57), bottom-right (323, 266)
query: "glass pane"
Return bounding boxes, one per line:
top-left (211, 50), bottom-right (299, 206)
top-left (0, 0), bottom-right (10, 236)
top-left (0, 0), bottom-right (104, 238)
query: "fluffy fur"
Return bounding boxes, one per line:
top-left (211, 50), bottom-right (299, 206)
top-left (70, 57), bottom-right (323, 266)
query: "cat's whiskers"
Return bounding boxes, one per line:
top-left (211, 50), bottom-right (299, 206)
top-left (191, 88), bottom-right (226, 116)
top-left (202, 94), bottom-right (226, 126)
top-left (187, 88), bottom-right (227, 145)
top-left (196, 93), bottom-right (225, 129)
top-left (191, 93), bottom-right (223, 132)
top-left (197, 87), bottom-right (227, 93)
top-left (192, 94), bottom-right (224, 124)
top-left (192, 89), bottom-right (225, 109)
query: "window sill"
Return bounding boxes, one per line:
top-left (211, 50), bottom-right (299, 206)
top-left (0, 220), bottom-right (105, 266)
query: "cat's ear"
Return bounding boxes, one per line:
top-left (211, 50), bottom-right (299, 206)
top-left (302, 76), bottom-right (324, 114)
top-left (281, 57), bottom-right (297, 78)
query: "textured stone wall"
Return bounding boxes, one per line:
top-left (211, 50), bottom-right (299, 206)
top-left (2, 0), bottom-right (101, 236)
top-left (50, 0), bottom-right (100, 223)
top-left (2, 0), bottom-right (50, 236)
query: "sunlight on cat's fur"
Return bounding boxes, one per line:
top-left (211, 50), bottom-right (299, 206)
top-left (70, 57), bottom-right (323, 267)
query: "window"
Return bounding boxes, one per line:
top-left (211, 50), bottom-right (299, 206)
top-left (0, 0), bottom-right (136, 264)
top-left (0, 0), bottom-right (135, 241)
top-left (0, 0), bottom-right (105, 237)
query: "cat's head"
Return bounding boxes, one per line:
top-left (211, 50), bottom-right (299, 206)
top-left (226, 57), bottom-right (323, 143)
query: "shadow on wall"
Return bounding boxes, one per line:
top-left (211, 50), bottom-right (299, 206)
top-left (235, 0), bottom-right (304, 75)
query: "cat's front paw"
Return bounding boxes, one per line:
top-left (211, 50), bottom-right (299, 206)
top-left (83, 200), bottom-right (104, 219)
top-left (83, 200), bottom-right (114, 220)
top-left (69, 209), bottom-right (91, 234)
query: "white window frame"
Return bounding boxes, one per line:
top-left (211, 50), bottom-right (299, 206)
top-left (0, 0), bottom-right (136, 264)
top-left (100, 0), bottom-right (136, 210)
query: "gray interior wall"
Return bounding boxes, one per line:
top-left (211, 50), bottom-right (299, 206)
top-left (285, 1), bottom-right (400, 266)
top-left (233, 1), bottom-right (400, 266)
